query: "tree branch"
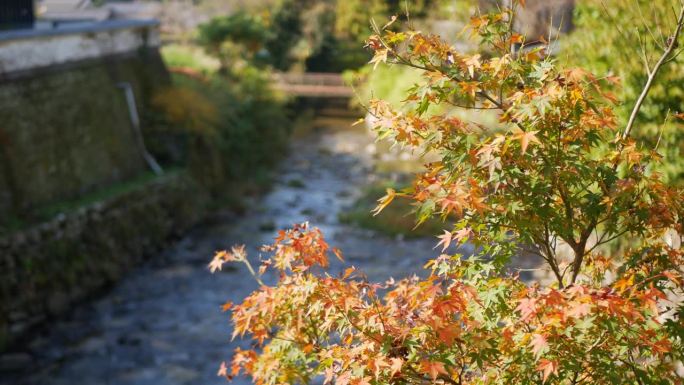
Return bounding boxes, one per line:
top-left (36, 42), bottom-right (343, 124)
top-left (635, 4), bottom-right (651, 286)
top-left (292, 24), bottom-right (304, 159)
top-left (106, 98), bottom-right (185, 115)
top-left (623, 2), bottom-right (684, 141)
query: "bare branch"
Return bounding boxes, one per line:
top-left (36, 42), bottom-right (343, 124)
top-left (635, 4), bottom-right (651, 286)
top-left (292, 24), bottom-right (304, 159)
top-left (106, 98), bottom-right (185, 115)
top-left (623, 2), bottom-right (684, 140)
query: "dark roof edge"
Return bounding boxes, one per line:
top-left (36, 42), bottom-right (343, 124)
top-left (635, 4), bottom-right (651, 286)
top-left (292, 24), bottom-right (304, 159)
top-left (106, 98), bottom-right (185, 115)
top-left (0, 19), bottom-right (159, 43)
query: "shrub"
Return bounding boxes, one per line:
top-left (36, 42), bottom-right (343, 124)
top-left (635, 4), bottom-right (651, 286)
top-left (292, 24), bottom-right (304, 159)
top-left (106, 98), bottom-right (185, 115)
top-left (152, 66), bottom-right (290, 195)
top-left (213, 2), bottom-right (684, 384)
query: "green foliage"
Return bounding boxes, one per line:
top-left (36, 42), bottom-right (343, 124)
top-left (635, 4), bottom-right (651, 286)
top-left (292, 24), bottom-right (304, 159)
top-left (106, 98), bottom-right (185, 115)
top-left (160, 44), bottom-right (221, 74)
top-left (264, 0), bottom-right (308, 70)
top-left (153, 64), bottom-right (291, 196)
top-left (563, 0), bottom-right (684, 184)
top-left (265, 0), bottom-right (373, 72)
top-left (349, 64), bottom-right (424, 108)
top-left (335, 0), bottom-right (388, 44)
top-left (198, 11), bottom-right (272, 68)
top-left (195, 0), bottom-right (441, 73)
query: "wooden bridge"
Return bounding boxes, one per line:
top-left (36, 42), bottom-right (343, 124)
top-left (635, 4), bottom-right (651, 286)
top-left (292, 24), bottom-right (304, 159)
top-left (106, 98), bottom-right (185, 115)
top-left (272, 72), bottom-right (353, 98)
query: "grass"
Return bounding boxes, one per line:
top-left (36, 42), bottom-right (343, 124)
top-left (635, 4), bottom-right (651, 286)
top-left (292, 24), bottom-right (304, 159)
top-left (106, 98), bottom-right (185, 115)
top-left (160, 44), bottom-right (221, 74)
top-left (0, 170), bottom-right (177, 235)
top-left (339, 180), bottom-right (447, 239)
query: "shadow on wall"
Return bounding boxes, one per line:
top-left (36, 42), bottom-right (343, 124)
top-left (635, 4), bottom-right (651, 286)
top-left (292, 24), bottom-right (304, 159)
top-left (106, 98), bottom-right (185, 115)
top-left (0, 28), bottom-right (173, 225)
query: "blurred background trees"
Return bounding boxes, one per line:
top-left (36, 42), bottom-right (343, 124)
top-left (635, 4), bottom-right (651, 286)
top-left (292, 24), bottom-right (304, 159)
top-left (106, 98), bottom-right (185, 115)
top-left (563, 0), bottom-right (684, 185)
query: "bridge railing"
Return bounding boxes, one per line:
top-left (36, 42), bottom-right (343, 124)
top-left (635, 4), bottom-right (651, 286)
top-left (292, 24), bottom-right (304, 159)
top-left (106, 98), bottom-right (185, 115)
top-left (272, 72), bottom-right (352, 97)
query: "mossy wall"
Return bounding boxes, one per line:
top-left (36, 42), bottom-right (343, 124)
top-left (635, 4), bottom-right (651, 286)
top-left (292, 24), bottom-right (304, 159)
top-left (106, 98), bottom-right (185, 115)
top-left (0, 48), bottom-right (170, 219)
top-left (0, 172), bottom-right (209, 350)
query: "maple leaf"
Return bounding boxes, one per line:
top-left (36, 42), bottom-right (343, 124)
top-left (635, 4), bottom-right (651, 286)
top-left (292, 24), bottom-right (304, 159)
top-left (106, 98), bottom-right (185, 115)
top-left (613, 275), bottom-right (634, 293)
top-left (511, 127), bottom-right (541, 154)
top-left (434, 230), bottom-right (453, 252)
top-left (489, 55), bottom-right (510, 75)
top-left (464, 54), bottom-right (481, 78)
top-left (342, 266), bottom-right (356, 279)
top-left (324, 367), bottom-right (335, 384)
top-left (390, 358), bottom-right (403, 376)
top-left (510, 33), bottom-right (523, 44)
top-left (537, 359), bottom-right (558, 383)
top-left (651, 338), bottom-right (672, 354)
top-left (529, 333), bottom-right (549, 358)
top-left (208, 251), bottom-right (227, 273)
top-left (459, 81), bottom-right (480, 98)
top-left (469, 15), bottom-right (488, 30)
top-left (221, 301), bottom-right (233, 312)
top-left (217, 361), bottom-right (229, 378)
top-left (516, 297), bottom-right (538, 321)
top-left (420, 360), bottom-right (448, 380)
top-left (437, 324), bottom-right (462, 344)
top-left (566, 67), bottom-right (591, 83)
top-left (372, 188), bottom-right (396, 216)
top-left (370, 48), bottom-right (388, 70)
top-left (336, 371), bottom-right (352, 385)
top-left (566, 302), bottom-right (591, 319)
top-left (453, 227), bottom-right (472, 243)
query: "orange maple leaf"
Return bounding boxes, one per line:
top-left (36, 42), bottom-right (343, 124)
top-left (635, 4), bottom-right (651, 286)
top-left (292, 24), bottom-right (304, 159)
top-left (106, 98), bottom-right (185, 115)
top-left (221, 301), bottom-right (233, 312)
top-left (420, 360), bottom-right (448, 380)
top-left (537, 359), bottom-right (558, 383)
top-left (566, 302), bottom-right (591, 319)
top-left (511, 127), bottom-right (541, 154)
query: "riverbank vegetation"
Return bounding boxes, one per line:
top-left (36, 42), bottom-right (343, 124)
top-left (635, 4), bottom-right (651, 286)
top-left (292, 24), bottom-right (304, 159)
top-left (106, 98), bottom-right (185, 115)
top-left (154, 36), bottom-right (291, 202)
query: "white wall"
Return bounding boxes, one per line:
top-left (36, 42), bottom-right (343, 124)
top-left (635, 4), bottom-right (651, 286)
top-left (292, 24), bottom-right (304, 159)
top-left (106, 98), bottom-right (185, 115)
top-left (0, 20), bottom-right (160, 76)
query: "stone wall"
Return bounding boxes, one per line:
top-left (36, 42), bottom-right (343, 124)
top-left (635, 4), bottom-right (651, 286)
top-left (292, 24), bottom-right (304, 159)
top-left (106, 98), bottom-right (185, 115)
top-left (0, 172), bottom-right (209, 350)
top-left (0, 42), bottom-right (171, 220)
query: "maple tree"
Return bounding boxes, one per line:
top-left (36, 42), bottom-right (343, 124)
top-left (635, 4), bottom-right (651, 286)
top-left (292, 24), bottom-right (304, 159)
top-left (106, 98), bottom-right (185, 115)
top-left (211, 2), bottom-right (684, 384)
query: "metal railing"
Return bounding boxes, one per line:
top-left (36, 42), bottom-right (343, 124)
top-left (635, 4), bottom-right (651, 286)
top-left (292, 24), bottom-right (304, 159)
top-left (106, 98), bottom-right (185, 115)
top-left (272, 72), bottom-right (352, 97)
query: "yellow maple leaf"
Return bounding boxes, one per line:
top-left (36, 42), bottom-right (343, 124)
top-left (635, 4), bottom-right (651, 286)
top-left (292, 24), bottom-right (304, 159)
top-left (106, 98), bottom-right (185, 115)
top-left (372, 188), bottom-right (396, 216)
